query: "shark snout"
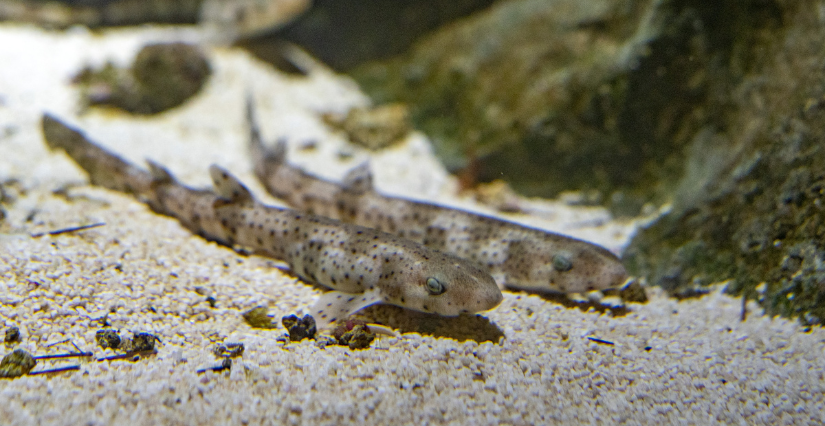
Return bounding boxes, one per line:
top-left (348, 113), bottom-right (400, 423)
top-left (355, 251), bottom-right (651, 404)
top-left (480, 285), bottom-right (504, 311)
top-left (604, 261), bottom-right (630, 289)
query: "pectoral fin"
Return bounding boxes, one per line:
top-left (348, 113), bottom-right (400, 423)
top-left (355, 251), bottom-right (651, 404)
top-left (310, 290), bottom-right (381, 328)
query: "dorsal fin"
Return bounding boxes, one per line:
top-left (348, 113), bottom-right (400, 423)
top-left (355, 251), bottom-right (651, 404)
top-left (208, 165), bottom-right (255, 206)
top-left (246, 93), bottom-right (265, 159)
top-left (247, 95), bottom-right (287, 173)
top-left (146, 160), bottom-right (175, 183)
top-left (341, 162), bottom-right (374, 194)
top-left (267, 139), bottom-right (288, 165)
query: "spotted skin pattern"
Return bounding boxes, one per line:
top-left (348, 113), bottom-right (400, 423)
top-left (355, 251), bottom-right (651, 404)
top-left (248, 101), bottom-right (628, 294)
top-left (41, 114), bottom-right (503, 328)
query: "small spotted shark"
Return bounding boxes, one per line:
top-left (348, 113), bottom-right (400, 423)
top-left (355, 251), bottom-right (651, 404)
top-left (247, 102), bottom-right (629, 295)
top-left (41, 114), bottom-right (503, 327)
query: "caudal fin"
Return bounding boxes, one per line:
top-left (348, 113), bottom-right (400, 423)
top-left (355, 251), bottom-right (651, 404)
top-left (41, 114), bottom-right (153, 196)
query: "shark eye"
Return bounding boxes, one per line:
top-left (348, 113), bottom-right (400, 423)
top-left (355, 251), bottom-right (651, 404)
top-left (552, 254), bottom-right (573, 272)
top-left (426, 277), bottom-right (446, 295)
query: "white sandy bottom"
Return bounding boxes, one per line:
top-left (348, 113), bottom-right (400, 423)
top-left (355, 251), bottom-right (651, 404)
top-left (0, 25), bottom-right (823, 426)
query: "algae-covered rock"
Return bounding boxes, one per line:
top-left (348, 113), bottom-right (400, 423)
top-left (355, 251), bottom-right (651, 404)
top-left (243, 306), bottom-right (276, 329)
top-left (346, 0), bottom-right (824, 323)
top-left (95, 329), bottom-right (122, 349)
top-left (332, 319), bottom-right (375, 350)
top-left (3, 326), bottom-right (20, 345)
top-left (624, 116), bottom-right (825, 324)
top-left (0, 348), bottom-right (36, 378)
top-left (322, 103), bottom-right (412, 150)
top-left (74, 42), bottom-right (211, 115)
top-left (350, 0), bottom-right (785, 211)
top-left (624, 1), bottom-right (825, 324)
top-left (352, 0), bottom-right (666, 199)
top-left (281, 314), bottom-right (317, 341)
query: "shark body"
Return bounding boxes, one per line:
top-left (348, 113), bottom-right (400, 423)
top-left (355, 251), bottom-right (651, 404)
top-left (41, 114), bottom-right (503, 328)
top-left (248, 102), bottom-right (628, 295)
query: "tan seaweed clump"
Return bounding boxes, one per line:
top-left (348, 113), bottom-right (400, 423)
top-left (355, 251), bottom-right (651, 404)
top-left (0, 349), bottom-right (36, 379)
top-left (322, 103), bottom-right (411, 150)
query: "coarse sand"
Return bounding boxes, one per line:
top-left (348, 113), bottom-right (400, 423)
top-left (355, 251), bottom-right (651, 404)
top-left (0, 25), bottom-right (823, 426)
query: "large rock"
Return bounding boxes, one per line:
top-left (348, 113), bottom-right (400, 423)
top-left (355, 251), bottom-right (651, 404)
top-left (623, 0), bottom-right (825, 324)
top-left (351, 0), bottom-right (671, 203)
top-left (351, 0), bottom-right (786, 212)
top-left (351, 0), bottom-right (825, 323)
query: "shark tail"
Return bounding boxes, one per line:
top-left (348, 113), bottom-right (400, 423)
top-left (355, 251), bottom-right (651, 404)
top-left (41, 114), bottom-right (155, 198)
